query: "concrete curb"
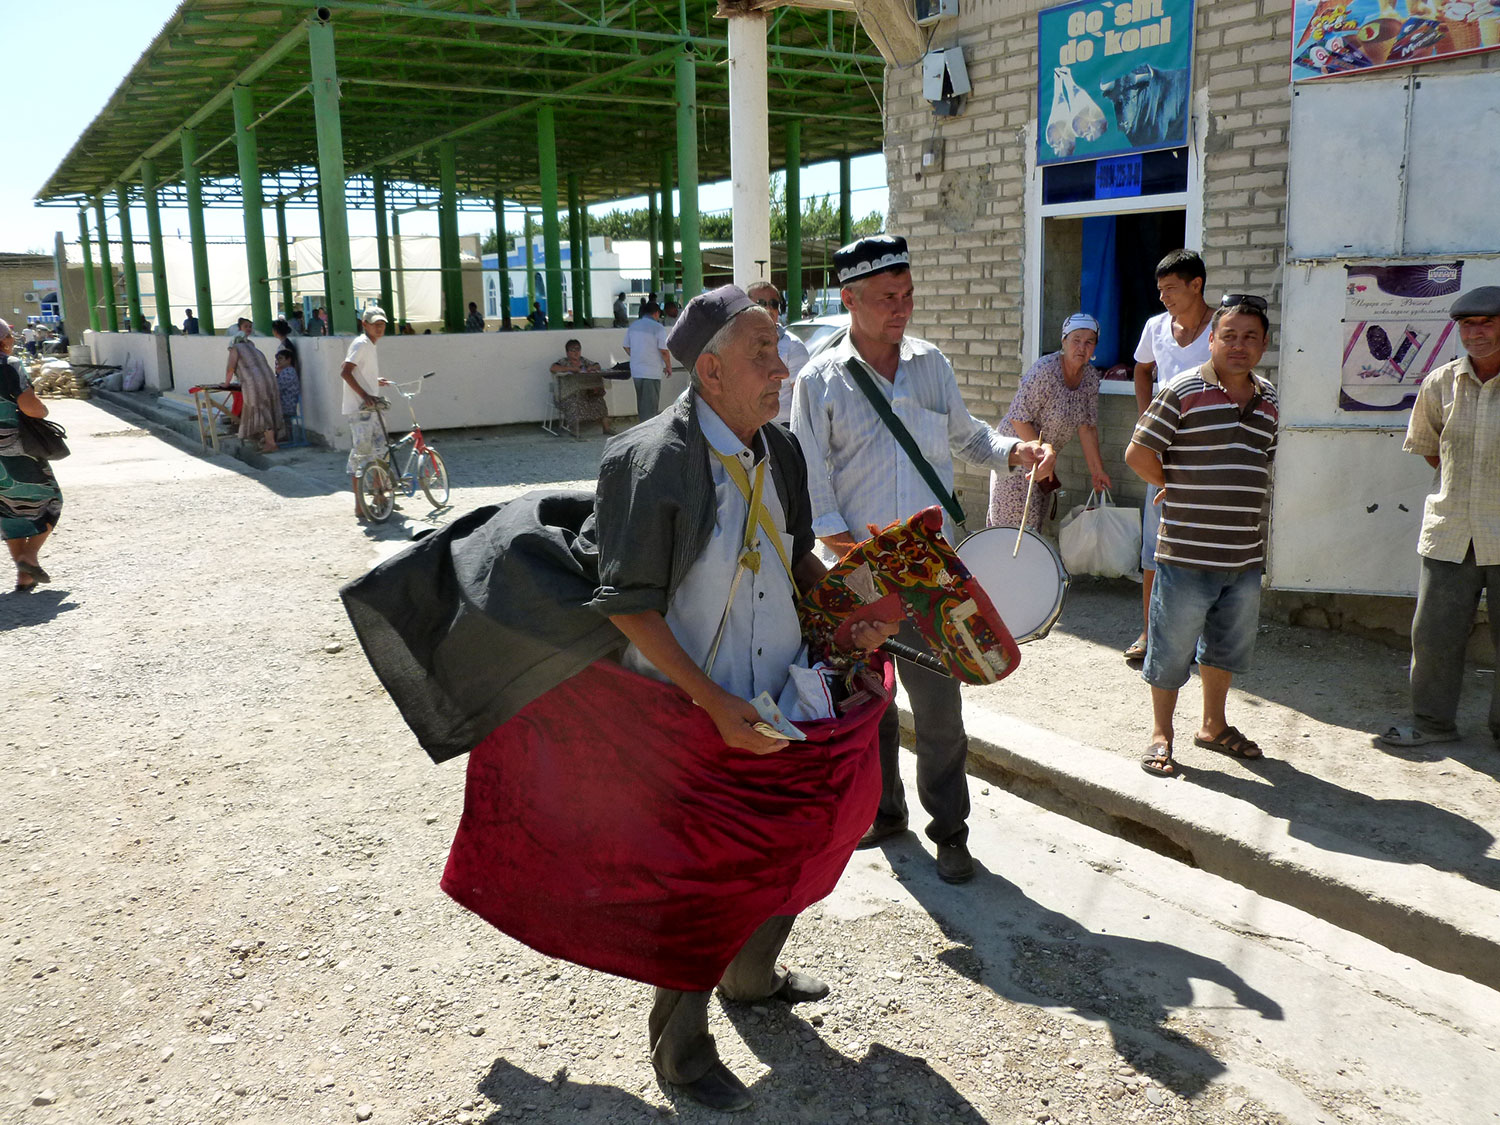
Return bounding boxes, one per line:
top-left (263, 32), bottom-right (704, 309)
top-left (906, 700), bottom-right (1500, 994)
top-left (89, 388), bottom-right (281, 472)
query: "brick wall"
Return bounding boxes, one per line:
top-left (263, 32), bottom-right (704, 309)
top-left (884, 0), bottom-right (1297, 511)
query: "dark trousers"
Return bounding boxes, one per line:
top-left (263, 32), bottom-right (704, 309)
top-left (1411, 545), bottom-right (1500, 740)
top-left (875, 622), bottom-right (970, 845)
top-left (634, 377), bottom-right (661, 424)
top-left (648, 914), bottom-right (795, 1084)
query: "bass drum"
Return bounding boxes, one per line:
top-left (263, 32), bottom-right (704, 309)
top-left (956, 527), bottom-right (1070, 644)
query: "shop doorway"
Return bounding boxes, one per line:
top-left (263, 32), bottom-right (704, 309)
top-left (1041, 208), bottom-right (1186, 380)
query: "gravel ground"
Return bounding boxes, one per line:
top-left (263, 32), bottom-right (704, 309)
top-left (0, 398), bottom-right (1409, 1124)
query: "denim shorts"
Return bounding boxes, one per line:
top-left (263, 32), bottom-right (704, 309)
top-left (1141, 492), bottom-right (1162, 572)
top-left (1143, 563), bottom-right (1263, 690)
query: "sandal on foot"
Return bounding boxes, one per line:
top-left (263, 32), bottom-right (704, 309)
top-left (1141, 741), bottom-right (1178, 777)
top-left (1377, 725), bottom-right (1459, 748)
top-left (17, 561), bottom-right (50, 584)
top-left (1123, 638), bottom-right (1147, 662)
top-left (1194, 725), bottom-right (1263, 760)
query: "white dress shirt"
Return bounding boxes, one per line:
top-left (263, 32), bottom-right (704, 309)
top-left (791, 332), bottom-right (1018, 546)
top-left (622, 398), bottom-right (805, 701)
top-left (774, 325), bottom-right (812, 425)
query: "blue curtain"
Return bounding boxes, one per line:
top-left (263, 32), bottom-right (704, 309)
top-left (1079, 215), bottom-right (1119, 369)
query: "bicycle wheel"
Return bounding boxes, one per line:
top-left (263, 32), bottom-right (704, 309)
top-left (417, 448), bottom-right (450, 508)
top-left (359, 461), bottom-right (396, 522)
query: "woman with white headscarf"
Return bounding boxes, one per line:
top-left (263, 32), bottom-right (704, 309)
top-left (224, 318), bottom-right (284, 453)
top-left (987, 312), bottom-right (1111, 530)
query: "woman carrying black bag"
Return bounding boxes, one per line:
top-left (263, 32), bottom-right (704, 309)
top-left (0, 320), bottom-right (63, 593)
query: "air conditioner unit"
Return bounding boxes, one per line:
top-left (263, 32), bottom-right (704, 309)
top-left (915, 0), bottom-right (958, 26)
top-left (22, 293), bottom-right (38, 303)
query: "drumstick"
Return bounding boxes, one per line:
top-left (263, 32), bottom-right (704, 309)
top-left (880, 638), bottom-right (952, 676)
top-left (1014, 471), bottom-right (1037, 558)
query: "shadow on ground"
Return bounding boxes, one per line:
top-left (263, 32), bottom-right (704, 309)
top-left (884, 844), bottom-right (1282, 1101)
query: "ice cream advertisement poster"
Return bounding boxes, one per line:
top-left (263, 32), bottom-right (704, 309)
top-left (1340, 262), bottom-right (1464, 412)
top-left (1292, 1), bottom-right (1500, 82)
top-left (1036, 0), bottom-right (1195, 166)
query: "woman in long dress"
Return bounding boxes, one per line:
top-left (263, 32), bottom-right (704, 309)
top-left (988, 313), bottom-right (1111, 530)
top-left (225, 321), bottom-right (284, 453)
top-left (0, 320), bottom-right (63, 592)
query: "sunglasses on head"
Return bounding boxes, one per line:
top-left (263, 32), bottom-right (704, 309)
top-left (1220, 293), bottom-right (1268, 312)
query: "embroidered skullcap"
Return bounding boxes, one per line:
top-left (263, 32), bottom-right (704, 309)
top-left (1061, 313), bottom-right (1100, 340)
top-left (666, 285), bottom-right (757, 369)
top-left (834, 235), bottom-right (910, 285)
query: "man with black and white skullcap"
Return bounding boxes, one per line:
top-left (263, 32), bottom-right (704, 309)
top-left (791, 235), bottom-right (1055, 884)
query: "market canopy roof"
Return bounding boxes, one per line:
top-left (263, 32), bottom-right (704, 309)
top-left (36, 0), bottom-right (886, 213)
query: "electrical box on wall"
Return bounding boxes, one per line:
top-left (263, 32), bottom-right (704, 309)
top-left (923, 47), bottom-right (969, 116)
top-left (915, 0), bottom-right (958, 26)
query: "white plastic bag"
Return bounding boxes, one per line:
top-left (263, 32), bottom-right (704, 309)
top-left (121, 354), bottom-right (146, 392)
top-left (1062, 68), bottom-right (1108, 142)
top-left (1045, 67), bottom-right (1077, 157)
top-left (1058, 489), bottom-right (1141, 578)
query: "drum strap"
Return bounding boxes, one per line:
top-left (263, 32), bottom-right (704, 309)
top-left (844, 360), bottom-right (967, 529)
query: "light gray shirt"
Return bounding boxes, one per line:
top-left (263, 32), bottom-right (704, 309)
top-left (792, 332), bottom-right (1018, 545)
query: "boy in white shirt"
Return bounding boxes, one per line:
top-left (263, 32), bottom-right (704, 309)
top-left (1126, 250), bottom-right (1213, 662)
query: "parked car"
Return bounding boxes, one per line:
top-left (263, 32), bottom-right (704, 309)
top-left (785, 313), bottom-right (850, 358)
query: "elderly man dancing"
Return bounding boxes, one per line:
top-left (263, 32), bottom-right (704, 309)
top-left (344, 286), bottom-right (898, 1114)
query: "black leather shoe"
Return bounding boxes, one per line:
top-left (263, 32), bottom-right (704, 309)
top-left (668, 1062), bottom-right (754, 1113)
top-left (856, 817), bottom-right (909, 849)
top-left (772, 970), bottom-right (830, 1004)
top-left (936, 841), bottom-right (975, 884)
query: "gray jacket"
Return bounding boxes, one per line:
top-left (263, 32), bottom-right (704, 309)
top-left (341, 390), bottom-right (814, 762)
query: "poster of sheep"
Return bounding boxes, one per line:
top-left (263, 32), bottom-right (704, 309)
top-left (1036, 0), bottom-right (1194, 166)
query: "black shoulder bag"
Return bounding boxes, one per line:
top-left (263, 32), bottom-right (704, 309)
top-left (1, 361), bottom-right (70, 461)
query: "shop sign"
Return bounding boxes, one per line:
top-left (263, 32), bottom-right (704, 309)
top-left (1292, 1), bottom-right (1500, 82)
top-left (1037, 0), bottom-right (1195, 166)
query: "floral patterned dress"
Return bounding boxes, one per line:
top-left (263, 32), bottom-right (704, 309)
top-left (987, 351), bottom-right (1100, 530)
top-left (0, 358), bottom-right (63, 540)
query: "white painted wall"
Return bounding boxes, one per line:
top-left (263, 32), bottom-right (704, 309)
top-left (84, 330), bottom-right (169, 391)
top-left (85, 327), bottom-right (691, 449)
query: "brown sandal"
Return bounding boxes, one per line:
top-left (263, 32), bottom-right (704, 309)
top-left (1194, 726), bottom-right (1263, 760)
top-left (1141, 741), bottom-right (1178, 778)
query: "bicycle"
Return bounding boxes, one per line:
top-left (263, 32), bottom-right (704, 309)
top-left (357, 372), bottom-right (450, 522)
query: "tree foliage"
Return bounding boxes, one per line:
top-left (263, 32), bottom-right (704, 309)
top-left (484, 172), bottom-right (882, 252)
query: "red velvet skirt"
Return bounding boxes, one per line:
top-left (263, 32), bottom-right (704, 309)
top-left (441, 657), bottom-right (891, 991)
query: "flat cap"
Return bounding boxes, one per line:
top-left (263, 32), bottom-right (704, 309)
top-left (1450, 286), bottom-right (1500, 318)
top-left (834, 235), bottom-right (910, 285)
top-left (666, 284), bottom-right (756, 369)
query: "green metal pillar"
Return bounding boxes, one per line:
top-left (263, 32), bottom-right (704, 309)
top-left (524, 212), bottom-right (536, 314)
top-left (839, 154), bottom-right (853, 246)
top-left (566, 172), bottom-right (583, 326)
top-left (438, 140), bottom-right (463, 332)
top-left (373, 171), bottom-right (394, 317)
top-left (537, 106), bottom-right (563, 329)
top-left (274, 199), bottom-right (294, 317)
top-left (648, 192), bottom-right (660, 294)
top-left (93, 196), bottom-right (118, 332)
top-left (784, 120), bottom-right (802, 323)
top-left (494, 190), bottom-right (513, 330)
top-left (675, 52), bottom-right (701, 300)
top-left (314, 183), bottom-right (329, 301)
top-left (141, 159), bottom-right (172, 336)
top-left (309, 16), bottom-right (356, 333)
top-left (231, 86), bottom-right (273, 335)
top-left (659, 152), bottom-right (675, 297)
top-left (181, 129), bottom-right (215, 334)
top-left (77, 210), bottom-right (100, 333)
top-left (115, 183), bottom-right (145, 332)
top-left (391, 209), bottom-right (408, 326)
top-left (581, 207), bottom-right (593, 325)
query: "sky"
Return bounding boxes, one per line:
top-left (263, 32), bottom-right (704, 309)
top-left (4, 0), bottom-right (888, 257)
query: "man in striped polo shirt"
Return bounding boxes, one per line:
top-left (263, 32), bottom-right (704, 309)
top-left (1125, 296), bottom-right (1279, 778)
